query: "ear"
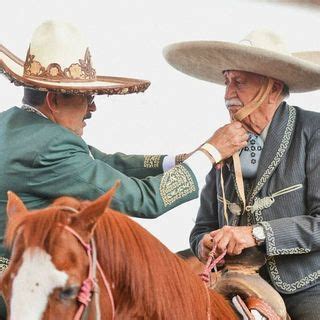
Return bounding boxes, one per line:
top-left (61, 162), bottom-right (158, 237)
top-left (269, 81), bottom-right (284, 103)
top-left (46, 92), bottom-right (59, 113)
top-left (70, 181), bottom-right (120, 239)
top-left (6, 191), bottom-right (28, 220)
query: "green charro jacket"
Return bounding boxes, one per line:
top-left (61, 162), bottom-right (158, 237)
top-left (0, 107), bottom-right (199, 262)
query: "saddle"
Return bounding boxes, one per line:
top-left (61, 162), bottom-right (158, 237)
top-left (209, 248), bottom-right (290, 320)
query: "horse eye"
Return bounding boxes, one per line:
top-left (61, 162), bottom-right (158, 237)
top-left (59, 286), bottom-right (79, 300)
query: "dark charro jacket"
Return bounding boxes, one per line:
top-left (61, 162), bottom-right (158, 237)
top-left (190, 102), bottom-right (320, 294)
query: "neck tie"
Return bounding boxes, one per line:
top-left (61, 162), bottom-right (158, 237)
top-left (240, 133), bottom-right (263, 178)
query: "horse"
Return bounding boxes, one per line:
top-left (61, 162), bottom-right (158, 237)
top-left (0, 186), bottom-right (239, 320)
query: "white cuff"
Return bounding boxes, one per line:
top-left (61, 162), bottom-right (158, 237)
top-left (162, 155), bottom-right (176, 172)
top-left (184, 151), bottom-right (212, 190)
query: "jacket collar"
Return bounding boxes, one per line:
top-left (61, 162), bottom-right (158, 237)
top-left (248, 102), bottom-right (297, 204)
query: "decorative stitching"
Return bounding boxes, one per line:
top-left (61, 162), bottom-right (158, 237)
top-left (175, 153), bottom-right (188, 165)
top-left (144, 155), bottom-right (162, 168)
top-left (24, 47), bottom-right (96, 82)
top-left (160, 165), bottom-right (196, 207)
top-left (249, 106), bottom-right (296, 202)
top-left (260, 221), bottom-right (311, 255)
top-left (261, 221), bottom-right (315, 293)
top-left (1, 68), bottom-right (150, 95)
top-left (226, 105), bottom-right (318, 293)
top-left (0, 257), bottom-right (9, 273)
top-left (268, 257), bottom-right (319, 292)
top-left (246, 106), bottom-right (296, 223)
top-left (248, 184), bottom-right (303, 214)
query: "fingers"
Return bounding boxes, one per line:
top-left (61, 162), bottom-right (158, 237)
top-left (232, 121), bottom-right (242, 129)
top-left (207, 122), bottom-right (248, 160)
top-left (211, 227), bottom-right (231, 254)
top-left (203, 233), bottom-right (214, 249)
top-left (199, 233), bottom-right (214, 262)
top-left (210, 226), bottom-right (253, 256)
top-left (226, 237), bottom-right (237, 255)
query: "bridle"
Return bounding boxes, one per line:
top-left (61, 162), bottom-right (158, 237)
top-left (7, 204), bottom-right (115, 320)
top-left (60, 224), bottom-right (115, 320)
top-left (53, 205), bottom-right (115, 320)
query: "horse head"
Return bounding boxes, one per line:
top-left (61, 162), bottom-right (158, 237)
top-left (0, 183), bottom-right (118, 320)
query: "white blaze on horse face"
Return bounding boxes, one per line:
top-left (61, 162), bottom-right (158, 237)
top-left (11, 247), bottom-right (68, 320)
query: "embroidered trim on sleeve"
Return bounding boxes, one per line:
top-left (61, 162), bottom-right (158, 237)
top-left (160, 165), bottom-right (196, 207)
top-left (268, 257), bottom-right (320, 292)
top-left (144, 155), bottom-right (162, 168)
top-left (0, 257), bottom-right (9, 273)
top-left (260, 221), bottom-right (311, 256)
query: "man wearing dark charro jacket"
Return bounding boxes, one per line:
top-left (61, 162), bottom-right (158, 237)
top-left (164, 29), bottom-right (320, 319)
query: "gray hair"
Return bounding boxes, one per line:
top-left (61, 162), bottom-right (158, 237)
top-left (22, 89), bottom-right (77, 108)
top-left (281, 83), bottom-right (290, 99)
top-left (22, 88), bottom-right (47, 108)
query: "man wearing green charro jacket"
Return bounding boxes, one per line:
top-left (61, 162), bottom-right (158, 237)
top-left (0, 19), bottom-right (248, 276)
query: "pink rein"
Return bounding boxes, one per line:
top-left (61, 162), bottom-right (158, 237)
top-left (200, 245), bottom-right (227, 284)
top-left (61, 225), bottom-right (115, 320)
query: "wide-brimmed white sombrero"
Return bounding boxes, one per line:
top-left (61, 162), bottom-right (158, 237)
top-left (0, 20), bottom-right (150, 95)
top-left (163, 29), bottom-right (320, 93)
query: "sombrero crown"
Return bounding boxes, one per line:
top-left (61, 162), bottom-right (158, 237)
top-left (0, 20), bottom-right (150, 95)
top-left (163, 29), bottom-right (320, 93)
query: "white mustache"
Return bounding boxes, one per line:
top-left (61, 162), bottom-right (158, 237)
top-left (225, 98), bottom-right (243, 108)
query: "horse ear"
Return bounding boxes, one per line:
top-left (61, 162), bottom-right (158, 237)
top-left (6, 191), bottom-right (28, 219)
top-left (71, 181), bottom-right (120, 237)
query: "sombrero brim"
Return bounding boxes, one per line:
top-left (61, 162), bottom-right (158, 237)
top-left (293, 51), bottom-right (320, 66)
top-left (163, 41), bottom-right (320, 93)
top-left (0, 45), bottom-right (150, 95)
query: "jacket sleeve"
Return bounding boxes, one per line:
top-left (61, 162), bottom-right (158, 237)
top-left (189, 168), bottom-right (219, 258)
top-left (29, 133), bottom-right (198, 219)
top-left (260, 128), bottom-right (320, 257)
top-left (88, 145), bottom-right (165, 178)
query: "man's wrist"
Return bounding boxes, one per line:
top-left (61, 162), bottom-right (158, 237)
top-left (251, 224), bottom-right (266, 246)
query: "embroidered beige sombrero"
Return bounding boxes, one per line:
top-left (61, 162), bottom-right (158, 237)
top-left (163, 29), bottom-right (320, 93)
top-left (0, 20), bottom-right (150, 95)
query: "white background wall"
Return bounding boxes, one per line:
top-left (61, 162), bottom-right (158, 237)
top-left (0, 0), bottom-right (319, 252)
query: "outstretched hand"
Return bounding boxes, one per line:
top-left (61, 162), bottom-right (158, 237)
top-left (207, 121), bottom-right (248, 160)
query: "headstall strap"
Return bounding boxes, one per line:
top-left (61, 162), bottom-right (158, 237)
top-left (58, 223), bottom-right (115, 320)
top-left (221, 79), bottom-right (274, 220)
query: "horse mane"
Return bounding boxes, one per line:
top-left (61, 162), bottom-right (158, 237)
top-left (95, 210), bottom-right (236, 319)
top-left (5, 196), bottom-right (237, 319)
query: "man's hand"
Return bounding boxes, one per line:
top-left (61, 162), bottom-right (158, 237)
top-left (198, 233), bottom-right (215, 263)
top-left (210, 226), bottom-right (256, 256)
top-left (207, 121), bottom-right (248, 160)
